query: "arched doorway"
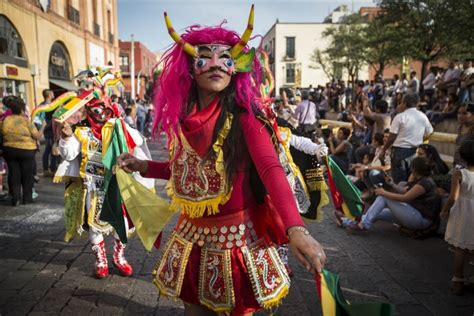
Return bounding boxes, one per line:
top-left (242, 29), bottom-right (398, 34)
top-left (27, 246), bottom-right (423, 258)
top-left (0, 15), bottom-right (29, 104)
top-left (48, 41), bottom-right (77, 96)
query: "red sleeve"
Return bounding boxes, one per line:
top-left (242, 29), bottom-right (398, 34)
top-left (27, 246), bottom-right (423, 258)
top-left (241, 113), bottom-right (304, 230)
top-left (141, 160), bottom-right (171, 180)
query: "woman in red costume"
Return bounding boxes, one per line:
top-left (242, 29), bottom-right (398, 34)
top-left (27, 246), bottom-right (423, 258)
top-left (118, 6), bottom-right (326, 315)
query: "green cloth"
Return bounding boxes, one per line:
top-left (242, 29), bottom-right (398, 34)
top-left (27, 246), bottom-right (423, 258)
top-left (318, 269), bottom-right (395, 316)
top-left (100, 119), bottom-right (129, 243)
top-left (328, 157), bottom-right (364, 218)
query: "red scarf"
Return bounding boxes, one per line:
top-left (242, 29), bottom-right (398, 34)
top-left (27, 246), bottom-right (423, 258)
top-left (181, 97), bottom-right (221, 158)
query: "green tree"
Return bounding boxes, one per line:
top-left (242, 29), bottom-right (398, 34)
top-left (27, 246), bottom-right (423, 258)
top-left (321, 14), bottom-right (368, 84)
top-left (363, 15), bottom-right (400, 77)
top-left (309, 49), bottom-right (342, 80)
top-left (379, 0), bottom-right (474, 79)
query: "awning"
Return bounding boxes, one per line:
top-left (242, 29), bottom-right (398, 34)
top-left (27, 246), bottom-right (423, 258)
top-left (49, 78), bottom-right (78, 91)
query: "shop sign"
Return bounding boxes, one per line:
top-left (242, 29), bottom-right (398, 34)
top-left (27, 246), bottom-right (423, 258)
top-left (49, 42), bottom-right (71, 80)
top-left (4, 65), bottom-right (19, 78)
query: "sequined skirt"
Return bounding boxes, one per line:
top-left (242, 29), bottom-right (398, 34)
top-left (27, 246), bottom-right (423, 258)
top-left (152, 209), bottom-right (291, 314)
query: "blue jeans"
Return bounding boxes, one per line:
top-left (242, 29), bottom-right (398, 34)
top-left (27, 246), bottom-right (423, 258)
top-left (390, 147), bottom-right (416, 184)
top-left (136, 116), bottom-right (146, 134)
top-left (361, 196), bottom-right (431, 230)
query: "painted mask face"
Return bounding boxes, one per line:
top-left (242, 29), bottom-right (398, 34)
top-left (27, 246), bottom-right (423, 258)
top-left (86, 103), bottom-right (113, 123)
top-left (193, 45), bottom-right (235, 76)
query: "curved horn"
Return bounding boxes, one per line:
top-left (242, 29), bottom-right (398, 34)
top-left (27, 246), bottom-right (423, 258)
top-left (230, 4), bottom-right (255, 58)
top-left (164, 12), bottom-right (197, 57)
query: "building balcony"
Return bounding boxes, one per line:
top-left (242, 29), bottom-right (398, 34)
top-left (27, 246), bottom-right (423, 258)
top-left (94, 23), bottom-right (101, 37)
top-left (67, 6), bottom-right (80, 25)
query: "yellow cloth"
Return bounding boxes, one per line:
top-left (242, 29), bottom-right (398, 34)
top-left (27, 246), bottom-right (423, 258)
top-left (1, 115), bottom-right (38, 150)
top-left (116, 168), bottom-right (174, 251)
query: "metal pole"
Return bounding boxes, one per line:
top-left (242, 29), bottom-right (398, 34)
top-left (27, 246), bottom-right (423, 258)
top-left (136, 69), bottom-right (142, 98)
top-left (130, 34), bottom-right (135, 102)
top-left (31, 74), bottom-right (37, 106)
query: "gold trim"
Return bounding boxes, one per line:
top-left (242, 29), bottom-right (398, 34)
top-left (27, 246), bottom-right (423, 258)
top-left (152, 232), bottom-right (193, 298)
top-left (166, 113), bottom-right (234, 218)
top-left (241, 239), bottom-right (290, 309)
top-left (198, 247), bottom-right (235, 312)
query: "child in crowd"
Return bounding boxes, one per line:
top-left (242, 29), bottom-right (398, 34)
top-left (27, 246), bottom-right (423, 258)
top-left (441, 140), bottom-right (474, 295)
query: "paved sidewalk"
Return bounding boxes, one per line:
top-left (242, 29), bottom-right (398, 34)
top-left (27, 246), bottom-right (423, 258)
top-left (0, 141), bottom-right (473, 315)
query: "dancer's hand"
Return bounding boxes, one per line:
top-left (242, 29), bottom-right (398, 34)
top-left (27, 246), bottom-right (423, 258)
top-left (288, 227), bottom-right (326, 274)
top-left (117, 153), bottom-right (148, 174)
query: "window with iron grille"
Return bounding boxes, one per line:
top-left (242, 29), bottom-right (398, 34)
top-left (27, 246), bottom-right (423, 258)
top-left (286, 37), bottom-right (295, 59)
top-left (67, 6), bottom-right (80, 24)
top-left (0, 15), bottom-right (28, 67)
top-left (108, 32), bottom-right (114, 44)
top-left (286, 63), bottom-right (295, 84)
top-left (94, 23), bottom-right (101, 37)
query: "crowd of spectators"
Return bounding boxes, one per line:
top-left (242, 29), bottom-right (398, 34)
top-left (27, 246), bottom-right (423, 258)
top-left (274, 58), bottom-right (474, 235)
top-left (275, 60), bottom-right (474, 295)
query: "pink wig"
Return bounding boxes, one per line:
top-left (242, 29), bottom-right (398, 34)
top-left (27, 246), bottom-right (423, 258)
top-left (152, 24), bottom-right (262, 137)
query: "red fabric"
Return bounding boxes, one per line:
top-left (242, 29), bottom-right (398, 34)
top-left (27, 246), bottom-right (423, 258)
top-left (177, 208), bottom-right (273, 314)
top-left (146, 110), bottom-right (306, 313)
top-left (143, 161), bottom-right (171, 179)
top-left (143, 111), bottom-right (304, 231)
top-left (120, 119), bottom-right (136, 152)
top-left (181, 97), bottom-right (221, 157)
top-left (326, 163), bottom-right (343, 210)
top-left (240, 112), bottom-right (304, 230)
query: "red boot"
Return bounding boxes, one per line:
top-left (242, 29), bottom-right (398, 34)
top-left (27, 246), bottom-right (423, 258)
top-left (113, 239), bottom-right (133, 277)
top-left (91, 241), bottom-right (109, 279)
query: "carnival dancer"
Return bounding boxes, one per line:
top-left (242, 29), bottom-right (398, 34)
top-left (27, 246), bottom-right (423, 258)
top-left (118, 6), bottom-right (327, 315)
top-left (54, 69), bottom-right (153, 279)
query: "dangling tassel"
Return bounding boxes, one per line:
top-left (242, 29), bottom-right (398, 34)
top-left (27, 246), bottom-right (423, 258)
top-left (113, 239), bottom-right (133, 277)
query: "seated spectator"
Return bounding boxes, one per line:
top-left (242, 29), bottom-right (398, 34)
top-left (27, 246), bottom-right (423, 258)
top-left (459, 60), bottom-right (473, 103)
top-left (438, 61), bottom-right (462, 96)
top-left (328, 127), bottom-right (352, 173)
top-left (350, 132), bottom-right (391, 195)
top-left (347, 157), bottom-right (441, 232)
top-left (416, 144), bottom-right (450, 195)
top-left (430, 89), bottom-right (448, 112)
top-left (427, 93), bottom-right (459, 125)
top-left (454, 102), bottom-right (474, 168)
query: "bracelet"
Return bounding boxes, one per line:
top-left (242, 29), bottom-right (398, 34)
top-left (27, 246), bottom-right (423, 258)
top-left (287, 226), bottom-right (310, 239)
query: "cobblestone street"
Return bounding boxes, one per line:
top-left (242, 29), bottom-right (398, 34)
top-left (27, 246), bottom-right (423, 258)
top-left (0, 141), bottom-right (473, 316)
